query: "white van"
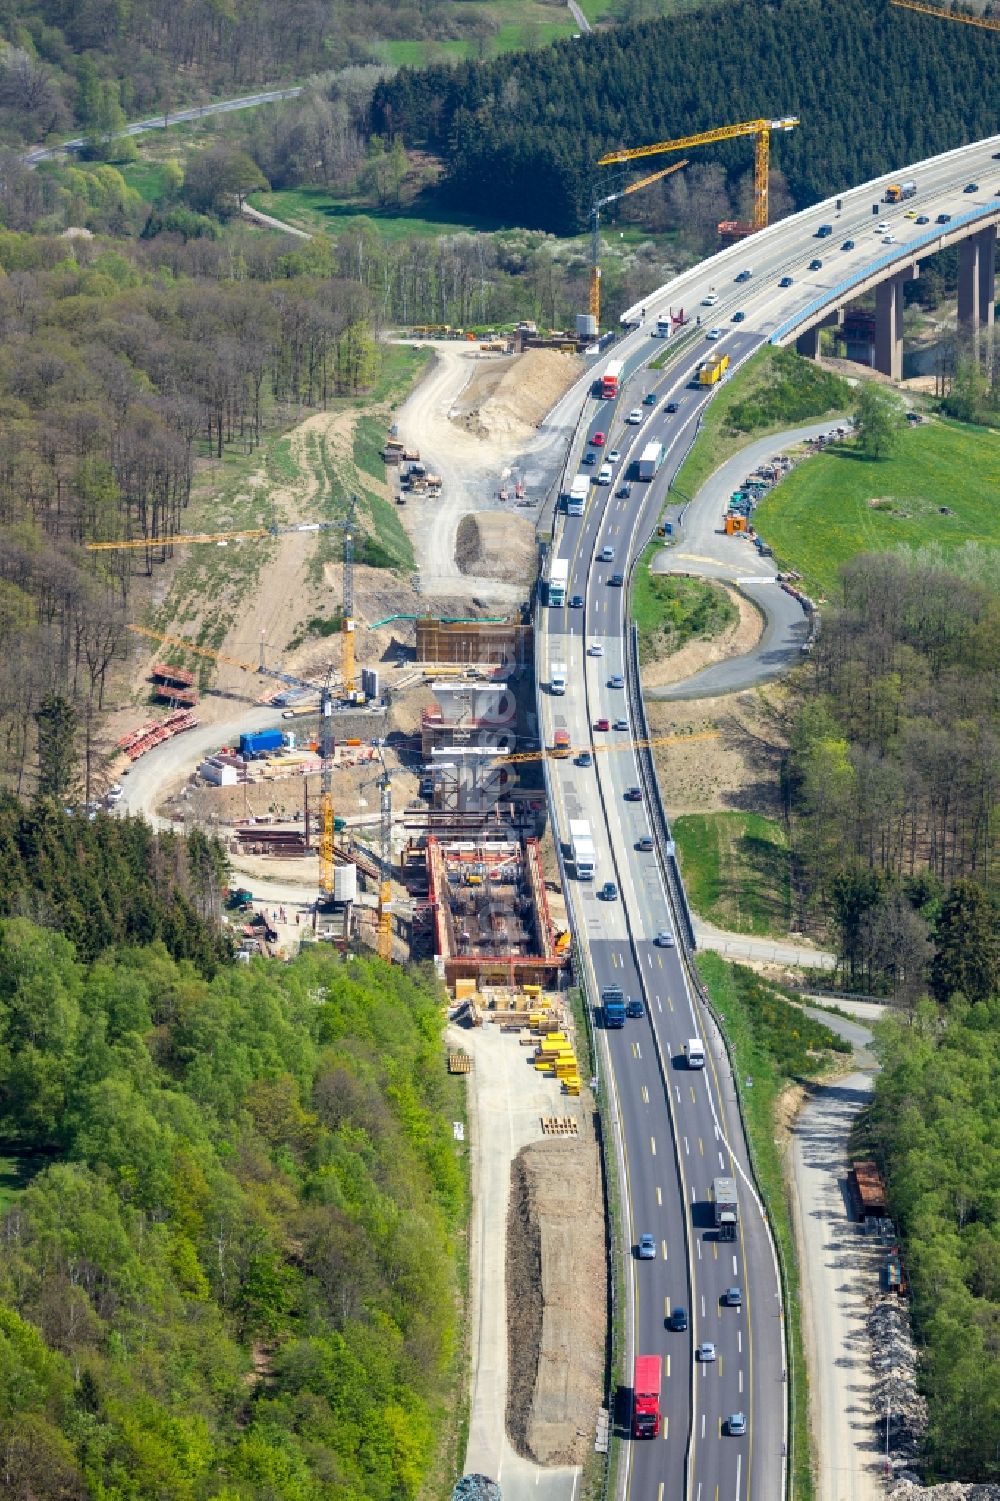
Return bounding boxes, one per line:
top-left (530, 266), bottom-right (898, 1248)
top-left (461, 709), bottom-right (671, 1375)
top-left (627, 408), bottom-right (643, 424)
top-left (597, 463), bottom-right (613, 485)
top-left (701, 292), bottom-right (720, 307)
top-left (685, 1038), bottom-right (706, 1069)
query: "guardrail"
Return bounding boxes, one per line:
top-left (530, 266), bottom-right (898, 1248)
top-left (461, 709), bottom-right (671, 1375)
top-left (624, 619), bottom-right (794, 1501)
top-left (769, 201), bottom-right (1000, 346)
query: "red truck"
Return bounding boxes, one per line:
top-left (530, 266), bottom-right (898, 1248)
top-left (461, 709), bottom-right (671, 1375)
top-left (632, 1354), bottom-right (662, 1438)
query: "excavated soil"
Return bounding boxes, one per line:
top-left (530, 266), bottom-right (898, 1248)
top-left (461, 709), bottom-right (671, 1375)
top-left (506, 1118), bottom-right (607, 1466)
top-left (456, 512), bottom-right (538, 583)
top-left (452, 349), bottom-right (585, 441)
top-left (644, 688), bottom-right (787, 818)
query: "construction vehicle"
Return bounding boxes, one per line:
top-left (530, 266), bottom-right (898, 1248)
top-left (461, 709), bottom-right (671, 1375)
top-left (713, 1176), bottom-right (739, 1240)
top-left (884, 180), bottom-right (917, 203)
top-left (632, 1356), bottom-right (662, 1438)
top-left (699, 353), bottom-right (731, 385)
top-left (226, 887), bottom-right (254, 911)
top-left (599, 116), bottom-right (799, 242)
top-left (127, 625), bottom-right (342, 905)
top-left (551, 730), bottom-right (571, 758)
top-left (602, 984), bottom-right (627, 1028)
top-left (587, 160), bottom-right (688, 325)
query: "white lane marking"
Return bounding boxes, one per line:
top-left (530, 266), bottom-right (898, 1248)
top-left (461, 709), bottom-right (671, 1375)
top-left (656, 997), bottom-right (663, 1013)
top-left (739, 1367), bottom-right (744, 1394)
top-left (675, 1085), bottom-right (681, 1103)
top-left (719, 1151), bottom-right (726, 1169)
top-left (738, 1329), bottom-right (742, 1354)
top-left (701, 1294), bottom-right (706, 1318)
top-left (697, 1239), bottom-right (702, 1261)
top-left (651, 1136), bottom-right (657, 1156)
top-left (683, 1136), bottom-right (690, 1155)
top-left (656, 1186), bottom-right (662, 1205)
top-left (736, 1451), bottom-right (742, 1500)
top-left (701, 1412), bottom-right (705, 1438)
top-left (661, 1238), bottom-right (668, 1259)
top-left (733, 1254), bottom-right (739, 1276)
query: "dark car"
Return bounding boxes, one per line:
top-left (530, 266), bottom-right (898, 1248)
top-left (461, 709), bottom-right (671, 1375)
top-left (937, 212), bottom-right (952, 223)
top-left (732, 310), bottom-right (745, 322)
top-left (668, 1305), bottom-right (688, 1332)
top-left (964, 182), bottom-right (979, 193)
top-left (809, 258), bottom-right (823, 270)
top-left (576, 751), bottom-right (593, 768)
top-left (916, 215), bottom-right (929, 224)
top-left (643, 391), bottom-right (657, 405)
top-left (779, 275), bottom-right (794, 287)
top-left (569, 593), bottom-right (584, 608)
top-left (583, 451), bottom-right (596, 464)
top-left (625, 786), bottom-right (642, 801)
top-left (609, 573), bottom-right (624, 587)
top-left (841, 238), bottom-right (855, 250)
top-left (665, 400), bottom-right (679, 413)
top-left (617, 481), bottom-right (632, 498)
top-left (626, 996), bottom-right (645, 1018)
top-left (599, 881), bottom-right (618, 901)
top-left (735, 269), bottom-right (752, 283)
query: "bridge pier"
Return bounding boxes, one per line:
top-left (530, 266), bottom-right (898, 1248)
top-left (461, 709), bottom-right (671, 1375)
top-left (873, 264), bottom-right (918, 380)
top-left (795, 310), bottom-right (842, 361)
top-left (957, 225), bottom-right (996, 352)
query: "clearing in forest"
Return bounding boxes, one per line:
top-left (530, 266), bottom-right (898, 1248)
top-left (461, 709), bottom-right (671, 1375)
top-left (672, 810), bottom-right (792, 938)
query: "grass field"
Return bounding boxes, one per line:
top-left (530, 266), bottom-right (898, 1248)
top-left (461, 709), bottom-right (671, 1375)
top-left (672, 811), bottom-right (792, 936)
top-left (632, 551), bottom-right (737, 664)
top-left (754, 416), bottom-right (1000, 598)
top-left (671, 346), bottom-right (850, 500)
top-left (249, 186), bottom-right (510, 241)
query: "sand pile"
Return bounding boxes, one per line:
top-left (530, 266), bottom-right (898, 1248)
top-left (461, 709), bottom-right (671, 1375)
top-left (452, 349), bottom-right (583, 441)
top-left (456, 512), bottom-right (537, 584)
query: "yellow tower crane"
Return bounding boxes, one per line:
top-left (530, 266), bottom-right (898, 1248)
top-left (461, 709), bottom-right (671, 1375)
top-left (589, 160), bottom-right (690, 326)
top-left (126, 624), bottom-right (341, 901)
top-left (598, 115), bottom-right (799, 242)
top-left (889, 0), bottom-right (1000, 30)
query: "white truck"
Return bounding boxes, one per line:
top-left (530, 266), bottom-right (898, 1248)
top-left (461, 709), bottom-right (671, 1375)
top-left (713, 1176), bottom-right (739, 1240)
top-left (569, 819), bottom-right (596, 880)
top-left (638, 441), bottom-right (665, 481)
top-left (685, 1038), bottom-right (705, 1068)
top-left (547, 556), bottom-right (569, 606)
top-left (550, 662), bottom-right (568, 695)
top-left (566, 475), bottom-right (589, 516)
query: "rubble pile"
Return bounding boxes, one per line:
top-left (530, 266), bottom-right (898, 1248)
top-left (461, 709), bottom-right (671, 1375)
top-left (888, 1484), bottom-right (1000, 1501)
top-left (869, 1295), bottom-right (928, 1467)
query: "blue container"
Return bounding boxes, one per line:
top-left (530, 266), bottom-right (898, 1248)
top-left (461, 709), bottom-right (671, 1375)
top-left (240, 728), bottom-right (284, 759)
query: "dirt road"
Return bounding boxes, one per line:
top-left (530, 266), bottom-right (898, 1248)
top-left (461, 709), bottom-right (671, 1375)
top-left (393, 342), bottom-right (579, 601)
top-left (789, 999), bottom-right (884, 1501)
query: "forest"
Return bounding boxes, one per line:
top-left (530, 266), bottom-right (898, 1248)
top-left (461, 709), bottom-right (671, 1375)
top-left (0, 926), bottom-right (464, 1499)
top-left (371, 0), bottom-right (1000, 233)
top-left (0, 796), bottom-right (231, 971)
top-left (0, 223), bottom-right (379, 790)
top-left (786, 549), bottom-right (998, 997)
top-left (870, 992), bottom-right (1000, 1481)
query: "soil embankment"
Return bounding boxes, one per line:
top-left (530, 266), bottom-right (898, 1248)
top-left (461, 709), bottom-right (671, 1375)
top-left (506, 1124), bottom-right (606, 1466)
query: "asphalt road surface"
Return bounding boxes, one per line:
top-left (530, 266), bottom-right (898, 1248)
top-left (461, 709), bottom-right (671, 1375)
top-left (539, 327), bottom-right (787, 1501)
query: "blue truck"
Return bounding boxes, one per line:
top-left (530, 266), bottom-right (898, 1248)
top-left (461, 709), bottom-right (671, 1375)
top-left (602, 984), bottom-right (627, 1028)
top-left (240, 728), bottom-right (284, 759)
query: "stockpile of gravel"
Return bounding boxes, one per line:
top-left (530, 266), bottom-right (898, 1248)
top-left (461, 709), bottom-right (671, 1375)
top-left (888, 1484), bottom-right (1000, 1500)
top-left (870, 1296), bottom-right (927, 1467)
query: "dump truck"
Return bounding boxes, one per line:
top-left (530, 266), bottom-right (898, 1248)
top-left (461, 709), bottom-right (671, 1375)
top-left (602, 984), bottom-right (626, 1028)
top-left (699, 353), bottom-right (731, 386)
top-left (551, 729), bottom-right (571, 758)
top-left (713, 1176), bottom-right (739, 1240)
top-left (638, 442), bottom-right (665, 481)
top-left (632, 1355), bottom-right (662, 1438)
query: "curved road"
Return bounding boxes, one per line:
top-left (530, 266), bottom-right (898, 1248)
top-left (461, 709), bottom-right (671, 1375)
top-left (647, 420), bottom-right (850, 702)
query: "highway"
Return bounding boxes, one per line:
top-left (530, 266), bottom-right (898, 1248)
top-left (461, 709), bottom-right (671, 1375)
top-left (532, 133), bottom-right (1000, 1501)
top-left (539, 325), bottom-right (786, 1501)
